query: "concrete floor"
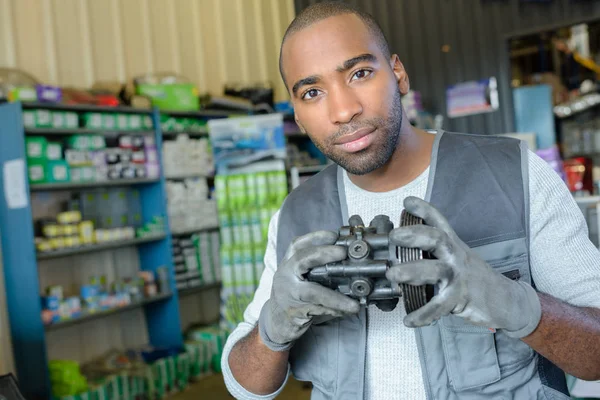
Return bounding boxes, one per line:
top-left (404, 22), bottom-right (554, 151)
top-left (172, 374), bottom-right (311, 400)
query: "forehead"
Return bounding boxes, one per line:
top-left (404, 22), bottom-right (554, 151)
top-left (282, 14), bottom-right (382, 85)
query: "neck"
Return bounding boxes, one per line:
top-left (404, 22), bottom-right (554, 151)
top-left (347, 120), bottom-right (435, 193)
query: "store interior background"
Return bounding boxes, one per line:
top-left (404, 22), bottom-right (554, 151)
top-left (0, 0), bottom-right (599, 399)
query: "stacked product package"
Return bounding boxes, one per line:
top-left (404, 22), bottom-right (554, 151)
top-left (185, 324), bottom-right (229, 373)
top-left (166, 178), bottom-right (218, 233)
top-left (172, 231), bottom-right (221, 291)
top-left (215, 169), bottom-right (288, 329)
top-left (50, 324), bottom-right (228, 400)
top-left (41, 268), bottom-right (170, 326)
top-left (26, 133), bottom-right (160, 185)
top-left (160, 115), bottom-right (208, 134)
top-left (162, 134), bottom-right (214, 178)
top-left (34, 188), bottom-right (166, 254)
top-left (22, 109), bottom-right (153, 132)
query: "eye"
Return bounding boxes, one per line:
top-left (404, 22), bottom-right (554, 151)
top-left (302, 88), bottom-right (321, 100)
top-left (351, 69), bottom-right (372, 81)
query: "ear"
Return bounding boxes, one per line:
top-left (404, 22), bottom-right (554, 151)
top-left (391, 55), bottom-right (410, 95)
top-left (295, 115), bottom-right (307, 134)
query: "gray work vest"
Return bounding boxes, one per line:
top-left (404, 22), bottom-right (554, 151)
top-left (276, 131), bottom-right (570, 399)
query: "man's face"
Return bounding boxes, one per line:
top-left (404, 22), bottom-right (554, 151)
top-left (281, 14), bottom-right (407, 175)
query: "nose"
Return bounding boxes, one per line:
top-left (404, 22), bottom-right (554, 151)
top-left (328, 85), bottom-right (363, 125)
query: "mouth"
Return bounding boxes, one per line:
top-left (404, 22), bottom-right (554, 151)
top-left (333, 127), bottom-right (377, 153)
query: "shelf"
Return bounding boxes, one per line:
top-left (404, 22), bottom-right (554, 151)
top-left (37, 234), bottom-right (167, 260)
top-left (178, 282), bottom-right (221, 297)
top-left (44, 292), bottom-right (172, 332)
top-left (30, 178), bottom-right (160, 191)
top-left (0, 101), bottom-right (185, 400)
top-left (25, 128), bottom-right (154, 136)
top-left (554, 93), bottom-right (600, 119)
top-left (21, 101), bottom-right (153, 115)
top-left (162, 109), bottom-right (239, 118)
top-left (171, 226), bottom-right (219, 236)
top-left (165, 173), bottom-right (212, 180)
top-left (162, 131), bottom-right (208, 138)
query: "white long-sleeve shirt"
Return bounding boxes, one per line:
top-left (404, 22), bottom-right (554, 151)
top-left (221, 150), bottom-right (600, 399)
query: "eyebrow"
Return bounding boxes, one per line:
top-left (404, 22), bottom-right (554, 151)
top-left (336, 53), bottom-right (377, 73)
top-left (291, 53), bottom-right (377, 98)
top-left (292, 75), bottom-right (320, 97)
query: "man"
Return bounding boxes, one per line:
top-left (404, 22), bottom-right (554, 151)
top-left (222, 2), bottom-right (600, 399)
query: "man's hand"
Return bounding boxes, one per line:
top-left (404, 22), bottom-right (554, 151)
top-left (259, 230), bottom-right (361, 351)
top-left (387, 196), bottom-right (542, 338)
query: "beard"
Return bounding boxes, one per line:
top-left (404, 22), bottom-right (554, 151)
top-left (310, 88), bottom-right (403, 176)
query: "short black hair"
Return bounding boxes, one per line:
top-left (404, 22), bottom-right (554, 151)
top-left (279, 1), bottom-right (391, 88)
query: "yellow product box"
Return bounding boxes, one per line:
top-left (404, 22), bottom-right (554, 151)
top-left (42, 223), bottom-right (61, 238)
top-left (50, 237), bottom-right (66, 250)
top-left (62, 224), bottom-right (78, 236)
top-left (35, 238), bottom-right (52, 252)
top-left (64, 236), bottom-right (81, 248)
top-left (57, 211), bottom-right (82, 225)
top-left (95, 229), bottom-right (111, 243)
top-left (78, 221), bottom-right (95, 244)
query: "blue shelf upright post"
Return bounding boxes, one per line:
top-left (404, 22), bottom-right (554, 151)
top-left (138, 108), bottom-right (184, 349)
top-left (0, 102), bottom-right (51, 399)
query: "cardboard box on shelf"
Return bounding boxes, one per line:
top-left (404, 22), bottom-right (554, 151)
top-left (129, 114), bottom-right (143, 130)
top-left (103, 113), bottom-right (116, 130)
top-left (116, 114), bottom-right (129, 130)
top-left (50, 111), bottom-right (64, 129)
top-left (67, 135), bottom-right (92, 151)
top-left (65, 150), bottom-right (93, 167)
top-left (46, 142), bottom-right (63, 161)
top-left (82, 113), bottom-right (103, 130)
top-left (65, 112), bottom-right (78, 129)
top-left (35, 109), bottom-right (52, 128)
top-left (90, 136), bottom-right (106, 150)
top-left (142, 115), bottom-right (153, 130)
top-left (26, 136), bottom-right (48, 160)
top-left (220, 246), bottom-right (233, 288)
top-left (22, 110), bottom-right (36, 128)
top-left (211, 231), bottom-right (222, 283)
top-left (46, 160), bottom-right (70, 183)
top-left (219, 212), bottom-right (233, 248)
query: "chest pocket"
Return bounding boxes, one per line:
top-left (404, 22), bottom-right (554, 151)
top-left (289, 319), bottom-right (339, 396)
top-left (439, 254), bottom-right (535, 392)
top-left (490, 255), bottom-right (536, 376)
top-left (439, 314), bottom-right (501, 391)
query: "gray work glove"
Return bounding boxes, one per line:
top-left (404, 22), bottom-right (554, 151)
top-left (387, 196), bottom-right (542, 339)
top-left (258, 231), bottom-right (361, 351)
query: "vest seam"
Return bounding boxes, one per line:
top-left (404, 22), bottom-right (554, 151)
top-left (275, 196), bottom-right (289, 263)
top-left (333, 320), bottom-right (339, 396)
top-left (467, 230), bottom-right (525, 243)
top-left (488, 254), bottom-right (528, 268)
top-left (542, 384), bottom-right (571, 400)
top-left (424, 130), bottom-right (443, 203)
top-left (416, 329), bottom-right (434, 400)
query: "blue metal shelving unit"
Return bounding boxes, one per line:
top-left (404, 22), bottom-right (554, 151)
top-left (0, 102), bottom-right (184, 400)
